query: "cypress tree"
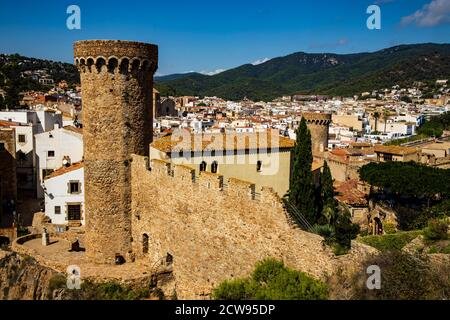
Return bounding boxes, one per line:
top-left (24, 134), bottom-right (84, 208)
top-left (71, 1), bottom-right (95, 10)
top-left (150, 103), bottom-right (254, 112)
top-left (319, 161), bottom-right (337, 225)
top-left (289, 117), bottom-right (317, 224)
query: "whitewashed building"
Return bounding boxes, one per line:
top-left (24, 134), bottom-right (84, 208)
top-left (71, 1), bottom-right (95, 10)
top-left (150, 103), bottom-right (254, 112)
top-left (0, 109), bottom-right (62, 193)
top-left (43, 162), bottom-right (84, 227)
top-left (35, 125), bottom-right (83, 198)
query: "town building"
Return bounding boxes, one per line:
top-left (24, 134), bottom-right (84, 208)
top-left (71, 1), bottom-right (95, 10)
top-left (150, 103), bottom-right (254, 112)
top-left (34, 125), bottom-right (83, 198)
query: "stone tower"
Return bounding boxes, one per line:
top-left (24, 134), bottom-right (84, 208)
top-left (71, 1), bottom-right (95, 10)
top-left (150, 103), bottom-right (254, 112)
top-left (74, 40), bottom-right (158, 264)
top-left (302, 112), bottom-right (332, 154)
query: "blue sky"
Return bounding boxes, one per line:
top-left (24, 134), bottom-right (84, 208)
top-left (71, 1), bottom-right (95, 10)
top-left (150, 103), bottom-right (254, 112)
top-left (0, 0), bottom-right (449, 75)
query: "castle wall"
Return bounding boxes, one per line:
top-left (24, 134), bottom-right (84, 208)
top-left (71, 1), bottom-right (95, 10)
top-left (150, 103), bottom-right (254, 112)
top-left (130, 155), bottom-right (376, 299)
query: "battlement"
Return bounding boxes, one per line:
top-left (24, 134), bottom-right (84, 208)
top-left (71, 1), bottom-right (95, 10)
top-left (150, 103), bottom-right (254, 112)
top-left (131, 155), bottom-right (281, 204)
top-left (302, 112), bottom-right (332, 125)
top-left (74, 40), bottom-right (158, 74)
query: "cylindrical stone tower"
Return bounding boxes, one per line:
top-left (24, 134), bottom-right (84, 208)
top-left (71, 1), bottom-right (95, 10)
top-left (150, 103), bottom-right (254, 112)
top-left (74, 40), bottom-right (158, 264)
top-left (302, 112), bottom-right (332, 154)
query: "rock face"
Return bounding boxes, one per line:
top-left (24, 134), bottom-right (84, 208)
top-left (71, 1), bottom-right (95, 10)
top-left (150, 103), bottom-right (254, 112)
top-left (0, 250), bottom-right (58, 300)
top-left (74, 40), bottom-right (158, 264)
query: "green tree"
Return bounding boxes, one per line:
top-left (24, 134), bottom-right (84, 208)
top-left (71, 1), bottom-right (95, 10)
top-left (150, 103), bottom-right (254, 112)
top-left (319, 161), bottom-right (337, 225)
top-left (289, 117), bottom-right (317, 224)
top-left (332, 208), bottom-right (360, 252)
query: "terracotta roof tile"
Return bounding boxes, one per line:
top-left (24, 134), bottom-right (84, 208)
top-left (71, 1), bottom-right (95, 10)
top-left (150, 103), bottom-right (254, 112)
top-left (44, 162), bottom-right (84, 180)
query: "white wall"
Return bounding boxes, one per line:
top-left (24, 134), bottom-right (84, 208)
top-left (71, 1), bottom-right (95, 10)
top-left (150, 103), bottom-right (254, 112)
top-left (35, 127), bottom-right (83, 198)
top-left (43, 167), bottom-right (84, 225)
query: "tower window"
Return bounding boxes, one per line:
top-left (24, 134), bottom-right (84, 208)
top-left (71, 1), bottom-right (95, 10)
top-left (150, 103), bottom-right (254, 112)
top-left (55, 206), bottom-right (61, 215)
top-left (18, 134), bottom-right (26, 143)
top-left (200, 161), bottom-right (207, 172)
top-left (47, 150), bottom-right (55, 158)
top-left (257, 160), bottom-right (262, 172)
top-left (142, 233), bottom-right (149, 254)
top-left (211, 161), bottom-right (218, 173)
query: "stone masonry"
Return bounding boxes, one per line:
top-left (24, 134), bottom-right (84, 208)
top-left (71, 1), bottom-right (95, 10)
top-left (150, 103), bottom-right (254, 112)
top-left (303, 112), bottom-right (332, 154)
top-left (74, 40), bottom-right (158, 264)
top-left (130, 155), bottom-right (376, 299)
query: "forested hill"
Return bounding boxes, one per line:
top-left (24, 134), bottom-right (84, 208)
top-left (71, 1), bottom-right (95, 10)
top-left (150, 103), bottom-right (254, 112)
top-left (155, 43), bottom-right (450, 101)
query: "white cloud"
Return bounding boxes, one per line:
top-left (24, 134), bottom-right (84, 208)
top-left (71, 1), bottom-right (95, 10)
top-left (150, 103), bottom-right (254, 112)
top-left (200, 69), bottom-right (226, 76)
top-left (252, 57), bottom-right (270, 65)
top-left (401, 0), bottom-right (450, 27)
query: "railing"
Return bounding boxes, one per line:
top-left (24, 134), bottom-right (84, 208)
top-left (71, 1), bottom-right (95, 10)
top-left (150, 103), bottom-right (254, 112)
top-left (283, 199), bottom-right (314, 232)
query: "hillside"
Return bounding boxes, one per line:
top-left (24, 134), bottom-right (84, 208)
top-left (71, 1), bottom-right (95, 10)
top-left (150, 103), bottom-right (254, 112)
top-left (0, 53), bottom-right (79, 108)
top-left (155, 43), bottom-right (450, 101)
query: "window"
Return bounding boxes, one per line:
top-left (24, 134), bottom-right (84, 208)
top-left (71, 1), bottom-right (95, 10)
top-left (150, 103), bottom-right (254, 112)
top-left (68, 181), bottom-right (80, 194)
top-left (257, 160), bottom-right (262, 172)
top-left (47, 150), bottom-right (55, 158)
top-left (55, 206), bottom-right (61, 215)
top-left (200, 161), bottom-right (207, 172)
top-left (18, 134), bottom-right (26, 143)
top-left (211, 161), bottom-right (218, 173)
top-left (67, 204), bottom-right (81, 220)
top-left (142, 234), bottom-right (149, 254)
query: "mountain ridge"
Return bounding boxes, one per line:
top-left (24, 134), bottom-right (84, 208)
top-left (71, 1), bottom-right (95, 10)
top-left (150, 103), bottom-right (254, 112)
top-left (155, 43), bottom-right (450, 101)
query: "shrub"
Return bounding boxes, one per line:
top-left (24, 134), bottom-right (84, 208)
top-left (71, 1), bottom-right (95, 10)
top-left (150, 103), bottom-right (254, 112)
top-left (310, 224), bottom-right (334, 239)
top-left (358, 231), bottom-right (422, 251)
top-left (213, 258), bottom-right (328, 300)
top-left (423, 219), bottom-right (449, 241)
top-left (350, 251), bottom-right (450, 300)
top-left (383, 222), bottom-right (397, 234)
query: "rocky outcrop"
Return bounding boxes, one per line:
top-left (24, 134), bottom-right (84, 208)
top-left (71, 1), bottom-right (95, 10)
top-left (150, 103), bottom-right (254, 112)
top-left (0, 250), bottom-right (59, 300)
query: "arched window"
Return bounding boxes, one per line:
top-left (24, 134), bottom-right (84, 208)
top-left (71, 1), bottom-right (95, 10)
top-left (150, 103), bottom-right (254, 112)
top-left (200, 161), bottom-right (207, 172)
top-left (142, 233), bottom-right (149, 254)
top-left (211, 161), bottom-right (218, 173)
top-left (256, 160), bottom-right (262, 172)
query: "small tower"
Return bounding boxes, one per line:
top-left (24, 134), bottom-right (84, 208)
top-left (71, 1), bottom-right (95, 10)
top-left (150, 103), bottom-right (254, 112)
top-left (302, 112), bottom-right (332, 154)
top-left (74, 40), bottom-right (158, 264)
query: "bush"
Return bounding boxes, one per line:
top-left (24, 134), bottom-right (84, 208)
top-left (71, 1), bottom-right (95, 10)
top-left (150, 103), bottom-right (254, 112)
top-left (358, 230), bottom-right (422, 251)
top-left (310, 224), bottom-right (334, 239)
top-left (350, 251), bottom-right (450, 300)
top-left (383, 222), bottom-right (397, 234)
top-left (213, 258), bottom-right (328, 300)
top-left (423, 219), bottom-right (449, 241)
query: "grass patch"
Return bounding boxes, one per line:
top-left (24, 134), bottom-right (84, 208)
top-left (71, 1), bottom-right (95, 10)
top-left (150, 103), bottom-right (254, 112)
top-left (358, 230), bottom-right (422, 251)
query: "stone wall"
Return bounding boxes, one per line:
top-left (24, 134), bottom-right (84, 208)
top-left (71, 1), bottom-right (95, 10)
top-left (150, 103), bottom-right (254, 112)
top-left (0, 128), bottom-right (17, 226)
top-left (130, 155), bottom-right (377, 299)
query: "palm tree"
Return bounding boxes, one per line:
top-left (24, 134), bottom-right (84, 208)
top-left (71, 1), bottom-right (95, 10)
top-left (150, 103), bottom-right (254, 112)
top-left (373, 112), bottom-right (380, 133)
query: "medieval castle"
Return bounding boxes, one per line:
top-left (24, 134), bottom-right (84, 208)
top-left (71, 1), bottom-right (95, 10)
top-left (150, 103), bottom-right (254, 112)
top-left (6, 40), bottom-right (373, 299)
